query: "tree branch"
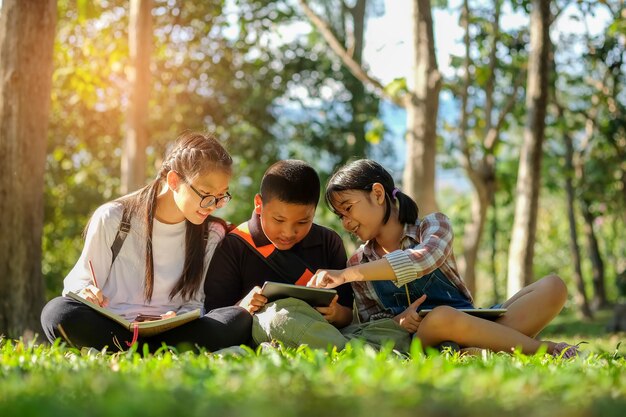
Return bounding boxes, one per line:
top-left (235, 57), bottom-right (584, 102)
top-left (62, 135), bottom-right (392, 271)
top-left (459, 0), bottom-right (473, 172)
top-left (484, 69), bottom-right (525, 151)
top-left (483, 0), bottom-right (500, 134)
top-left (298, 0), bottom-right (405, 107)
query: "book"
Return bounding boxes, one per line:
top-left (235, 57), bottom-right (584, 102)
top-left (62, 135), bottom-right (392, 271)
top-left (261, 281), bottom-right (337, 307)
top-left (418, 308), bottom-right (507, 319)
top-left (66, 292), bottom-right (201, 337)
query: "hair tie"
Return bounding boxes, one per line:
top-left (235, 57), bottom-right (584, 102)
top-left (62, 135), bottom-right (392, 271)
top-left (392, 187), bottom-right (400, 200)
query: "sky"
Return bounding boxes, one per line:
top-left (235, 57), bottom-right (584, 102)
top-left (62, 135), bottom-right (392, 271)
top-left (363, 1), bottom-right (469, 189)
top-left (364, 0), bottom-right (611, 84)
top-left (361, 0), bottom-right (612, 191)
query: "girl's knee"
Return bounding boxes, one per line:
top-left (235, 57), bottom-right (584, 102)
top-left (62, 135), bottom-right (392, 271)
top-left (417, 306), bottom-right (465, 345)
top-left (233, 307), bottom-right (253, 329)
top-left (40, 296), bottom-right (73, 343)
top-left (421, 305), bottom-right (458, 328)
top-left (230, 308), bottom-right (253, 343)
top-left (41, 297), bottom-right (70, 326)
top-left (541, 274), bottom-right (568, 305)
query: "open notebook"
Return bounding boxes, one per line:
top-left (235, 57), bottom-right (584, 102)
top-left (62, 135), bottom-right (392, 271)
top-left (66, 292), bottom-right (201, 337)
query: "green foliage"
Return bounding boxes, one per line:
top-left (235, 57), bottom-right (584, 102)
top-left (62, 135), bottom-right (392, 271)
top-left (436, 0), bottom-right (625, 311)
top-left (384, 77), bottom-right (408, 100)
top-left (40, 0), bottom-right (625, 318)
top-left (364, 118), bottom-right (385, 144)
top-left (552, 2), bottom-right (626, 219)
top-left (438, 0), bottom-right (530, 223)
top-left (1, 322), bottom-right (625, 417)
top-left (43, 0), bottom-right (384, 294)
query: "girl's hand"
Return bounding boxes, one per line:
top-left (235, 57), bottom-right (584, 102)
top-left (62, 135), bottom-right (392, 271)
top-left (237, 286), bottom-right (268, 314)
top-left (307, 269), bottom-right (346, 289)
top-left (78, 285), bottom-right (109, 307)
top-left (393, 294), bottom-right (427, 334)
top-left (160, 311), bottom-right (177, 319)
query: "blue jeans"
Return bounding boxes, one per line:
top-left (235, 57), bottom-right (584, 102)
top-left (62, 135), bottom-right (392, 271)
top-left (371, 268), bottom-right (473, 315)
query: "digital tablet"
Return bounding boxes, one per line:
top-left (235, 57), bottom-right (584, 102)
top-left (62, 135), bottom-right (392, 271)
top-left (418, 308), bottom-right (507, 319)
top-left (261, 281), bottom-right (337, 307)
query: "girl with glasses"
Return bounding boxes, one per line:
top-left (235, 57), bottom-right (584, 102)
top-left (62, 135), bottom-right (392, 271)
top-left (41, 131), bottom-right (251, 352)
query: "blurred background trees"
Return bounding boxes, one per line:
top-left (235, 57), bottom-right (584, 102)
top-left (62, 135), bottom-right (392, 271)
top-left (0, 0), bottom-right (624, 336)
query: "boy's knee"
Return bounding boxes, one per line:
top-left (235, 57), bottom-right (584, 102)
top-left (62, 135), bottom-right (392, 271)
top-left (253, 298), bottom-right (317, 342)
top-left (253, 298), bottom-right (343, 349)
top-left (270, 297), bottom-right (313, 310)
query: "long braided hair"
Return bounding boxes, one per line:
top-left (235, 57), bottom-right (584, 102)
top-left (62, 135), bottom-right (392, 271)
top-left (117, 131), bottom-right (232, 302)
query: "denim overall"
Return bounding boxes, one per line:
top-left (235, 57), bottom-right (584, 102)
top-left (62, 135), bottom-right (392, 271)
top-left (371, 267), bottom-right (473, 316)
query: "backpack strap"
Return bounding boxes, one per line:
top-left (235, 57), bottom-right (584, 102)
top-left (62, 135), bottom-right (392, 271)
top-left (110, 207), bottom-right (210, 268)
top-left (110, 206), bottom-right (132, 267)
top-left (230, 222), bottom-right (314, 286)
top-left (203, 221), bottom-right (210, 246)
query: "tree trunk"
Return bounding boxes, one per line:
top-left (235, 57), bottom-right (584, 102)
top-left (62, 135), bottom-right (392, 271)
top-left (506, 0), bottom-right (551, 297)
top-left (0, 0), bottom-right (57, 338)
top-left (457, 0), bottom-right (475, 295)
top-left (403, 0), bottom-right (440, 216)
top-left (346, 0), bottom-right (368, 158)
top-left (298, 0), bottom-right (440, 213)
top-left (580, 199), bottom-right (608, 309)
top-left (564, 132), bottom-right (593, 319)
top-left (457, 0), bottom-right (502, 297)
top-left (607, 304), bottom-right (626, 332)
top-left (121, 0), bottom-right (153, 194)
top-left (489, 191), bottom-right (500, 304)
top-left (461, 178), bottom-right (489, 296)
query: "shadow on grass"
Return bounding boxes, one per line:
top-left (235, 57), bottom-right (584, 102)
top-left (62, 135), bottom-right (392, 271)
top-left (540, 307), bottom-right (626, 337)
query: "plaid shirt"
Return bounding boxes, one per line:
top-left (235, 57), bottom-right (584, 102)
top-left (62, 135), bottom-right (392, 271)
top-left (349, 212), bottom-right (474, 323)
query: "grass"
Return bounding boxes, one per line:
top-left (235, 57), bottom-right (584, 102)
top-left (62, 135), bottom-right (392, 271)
top-left (1, 309), bottom-right (625, 417)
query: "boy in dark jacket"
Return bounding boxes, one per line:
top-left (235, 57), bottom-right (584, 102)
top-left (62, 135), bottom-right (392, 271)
top-left (204, 160), bottom-right (354, 348)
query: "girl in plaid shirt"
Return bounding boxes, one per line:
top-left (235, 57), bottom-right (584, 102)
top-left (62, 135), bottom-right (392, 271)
top-left (308, 159), bottom-right (580, 358)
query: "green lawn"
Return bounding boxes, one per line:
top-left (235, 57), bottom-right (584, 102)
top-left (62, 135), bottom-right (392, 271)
top-left (1, 309), bottom-right (625, 417)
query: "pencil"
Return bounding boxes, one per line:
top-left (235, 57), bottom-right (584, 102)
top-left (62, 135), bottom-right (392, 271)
top-left (88, 260), bottom-right (99, 288)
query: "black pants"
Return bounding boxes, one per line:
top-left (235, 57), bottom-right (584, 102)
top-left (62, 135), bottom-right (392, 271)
top-left (41, 296), bottom-right (252, 352)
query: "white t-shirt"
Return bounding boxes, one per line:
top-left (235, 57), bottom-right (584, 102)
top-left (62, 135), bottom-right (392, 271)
top-left (62, 202), bottom-right (226, 320)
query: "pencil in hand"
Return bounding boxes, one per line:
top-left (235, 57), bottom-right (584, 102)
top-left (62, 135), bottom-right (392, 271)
top-left (88, 260), bottom-right (99, 288)
top-left (85, 259), bottom-right (107, 307)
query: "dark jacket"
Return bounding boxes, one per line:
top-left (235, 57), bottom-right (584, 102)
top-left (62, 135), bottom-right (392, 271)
top-left (204, 212), bottom-right (353, 311)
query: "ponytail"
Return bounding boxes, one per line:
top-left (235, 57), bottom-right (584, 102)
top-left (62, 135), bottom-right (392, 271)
top-left (393, 189), bottom-right (418, 225)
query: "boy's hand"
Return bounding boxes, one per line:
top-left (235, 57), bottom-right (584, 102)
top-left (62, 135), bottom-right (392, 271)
top-left (393, 294), bottom-right (427, 334)
top-left (307, 269), bottom-right (345, 289)
top-left (78, 285), bottom-right (109, 307)
top-left (237, 286), bottom-right (268, 314)
top-left (315, 295), bottom-right (342, 325)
